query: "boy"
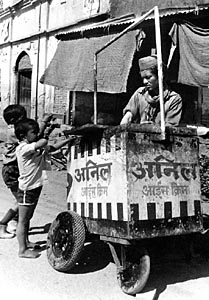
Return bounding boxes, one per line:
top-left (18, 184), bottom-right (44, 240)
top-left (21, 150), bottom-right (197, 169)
top-left (0, 104), bottom-right (52, 238)
top-left (15, 118), bottom-right (75, 258)
top-left (0, 105), bottom-right (27, 238)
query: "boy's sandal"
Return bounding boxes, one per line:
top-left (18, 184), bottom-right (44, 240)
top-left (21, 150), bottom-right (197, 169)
top-left (27, 242), bottom-right (41, 250)
top-left (33, 244), bottom-right (41, 250)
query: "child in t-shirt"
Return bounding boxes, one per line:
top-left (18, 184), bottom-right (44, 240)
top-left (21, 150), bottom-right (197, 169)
top-left (15, 118), bottom-right (75, 258)
top-left (0, 105), bottom-right (52, 238)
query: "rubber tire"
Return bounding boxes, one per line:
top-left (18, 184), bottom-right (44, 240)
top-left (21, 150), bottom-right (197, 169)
top-left (47, 211), bottom-right (85, 272)
top-left (117, 247), bottom-right (150, 295)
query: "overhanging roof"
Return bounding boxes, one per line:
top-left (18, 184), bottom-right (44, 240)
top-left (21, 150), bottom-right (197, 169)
top-left (56, 4), bottom-right (209, 39)
top-left (56, 14), bottom-right (136, 39)
top-left (145, 4), bottom-right (209, 19)
top-left (40, 30), bottom-right (137, 93)
top-left (110, 0), bottom-right (209, 20)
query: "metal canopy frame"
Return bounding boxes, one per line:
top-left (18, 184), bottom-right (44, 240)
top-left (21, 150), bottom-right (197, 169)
top-left (93, 6), bottom-right (166, 139)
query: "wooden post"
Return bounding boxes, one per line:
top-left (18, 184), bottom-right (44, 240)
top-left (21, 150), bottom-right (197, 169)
top-left (154, 6), bottom-right (166, 139)
top-left (93, 55), bottom-right (98, 125)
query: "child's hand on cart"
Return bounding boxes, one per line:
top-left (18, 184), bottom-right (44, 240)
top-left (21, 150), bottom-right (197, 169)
top-left (42, 113), bottom-right (55, 127)
top-left (66, 135), bottom-right (82, 147)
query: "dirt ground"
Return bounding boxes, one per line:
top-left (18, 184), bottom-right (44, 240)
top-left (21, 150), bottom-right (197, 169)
top-left (1, 162), bottom-right (209, 300)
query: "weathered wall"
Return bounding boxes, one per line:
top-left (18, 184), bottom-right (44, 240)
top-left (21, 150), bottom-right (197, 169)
top-left (48, 0), bottom-right (109, 29)
top-left (0, 0), bottom-right (110, 126)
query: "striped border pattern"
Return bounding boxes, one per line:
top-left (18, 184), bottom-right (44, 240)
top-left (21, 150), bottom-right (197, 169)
top-left (71, 132), bottom-right (125, 160)
top-left (68, 202), bottom-right (124, 221)
top-left (67, 200), bottom-right (201, 221)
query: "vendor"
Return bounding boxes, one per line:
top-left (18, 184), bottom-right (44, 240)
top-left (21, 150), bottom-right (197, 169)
top-left (120, 55), bottom-right (182, 126)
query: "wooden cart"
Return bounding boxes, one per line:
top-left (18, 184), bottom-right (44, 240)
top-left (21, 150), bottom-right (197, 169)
top-left (47, 123), bottom-right (203, 295)
top-left (46, 6), bottom-right (203, 295)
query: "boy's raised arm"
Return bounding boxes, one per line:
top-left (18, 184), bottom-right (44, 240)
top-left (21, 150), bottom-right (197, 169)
top-left (34, 138), bottom-right (48, 150)
top-left (38, 114), bottom-right (54, 139)
top-left (49, 136), bottom-right (77, 152)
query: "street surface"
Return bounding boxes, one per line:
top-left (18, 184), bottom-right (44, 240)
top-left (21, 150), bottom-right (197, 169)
top-left (0, 161), bottom-right (209, 300)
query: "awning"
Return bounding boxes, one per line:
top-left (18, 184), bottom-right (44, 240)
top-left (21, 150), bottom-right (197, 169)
top-left (40, 30), bottom-right (137, 93)
top-left (55, 15), bottom-right (136, 39)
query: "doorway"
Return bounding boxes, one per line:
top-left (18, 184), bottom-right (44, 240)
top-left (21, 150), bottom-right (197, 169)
top-left (16, 52), bottom-right (32, 117)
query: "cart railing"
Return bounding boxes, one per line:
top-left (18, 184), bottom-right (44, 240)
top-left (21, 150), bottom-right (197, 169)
top-left (93, 6), bottom-right (166, 139)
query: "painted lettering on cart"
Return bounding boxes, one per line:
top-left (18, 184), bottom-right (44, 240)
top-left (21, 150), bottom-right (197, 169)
top-left (132, 155), bottom-right (197, 181)
top-left (81, 183), bottom-right (108, 198)
top-left (75, 159), bottom-right (112, 183)
top-left (142, 182), bottom-right (190, 197)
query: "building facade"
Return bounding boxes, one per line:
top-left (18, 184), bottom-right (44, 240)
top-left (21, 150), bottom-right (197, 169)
top-left (0, 0), bottom-right (110, 124)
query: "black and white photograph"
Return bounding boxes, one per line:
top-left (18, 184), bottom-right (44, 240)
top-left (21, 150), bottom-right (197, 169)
top-left (0, 1), bottom-right (209, 299)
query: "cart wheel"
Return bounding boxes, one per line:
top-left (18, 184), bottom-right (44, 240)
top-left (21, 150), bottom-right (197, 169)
top-left (117, 247), bottom-right (150, 295)
top-left (47, 211), bottom-right (85, 272)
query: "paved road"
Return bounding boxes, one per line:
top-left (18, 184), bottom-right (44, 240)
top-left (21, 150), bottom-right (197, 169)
top-left (0, 162), bottom-right (209, 300)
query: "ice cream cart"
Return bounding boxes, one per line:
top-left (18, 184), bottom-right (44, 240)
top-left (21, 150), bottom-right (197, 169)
top-left (46, 6), bottom-right (203, 295)
top-left (46, 123), bottom-right (203, 295)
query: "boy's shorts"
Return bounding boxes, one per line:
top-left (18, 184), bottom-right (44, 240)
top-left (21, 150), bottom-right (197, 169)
top-left (17, 186), bottom-right (42, 206)
top-left (2, 163), bottom-right (19, 188)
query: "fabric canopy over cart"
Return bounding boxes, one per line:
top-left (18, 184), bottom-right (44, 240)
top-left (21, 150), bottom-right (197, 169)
top-left (40, 31), bottom-right (137, 93)
top-left (169, 22), bottom-right (209, 87)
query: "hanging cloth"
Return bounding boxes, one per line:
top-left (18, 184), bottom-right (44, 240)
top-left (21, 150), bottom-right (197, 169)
top-left (169, 22), bottom-right (209, 87)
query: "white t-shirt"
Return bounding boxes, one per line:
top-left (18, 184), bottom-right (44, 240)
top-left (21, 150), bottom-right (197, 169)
top-left (16, 141), bottom-right (50, 191)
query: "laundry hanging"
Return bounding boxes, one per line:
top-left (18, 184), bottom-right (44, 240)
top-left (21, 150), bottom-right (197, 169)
top-left (169, 22), bottom-right (209, 87)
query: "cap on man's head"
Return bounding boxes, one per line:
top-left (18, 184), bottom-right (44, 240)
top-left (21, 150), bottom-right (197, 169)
top-left (138, 55), bottom-right (157, 72)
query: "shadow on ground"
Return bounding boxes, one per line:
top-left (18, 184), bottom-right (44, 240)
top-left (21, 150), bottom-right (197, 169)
top-left (28, 219), bottom-right (209, 299)
top-left (28, 225), bottom-right (112, 270)
top-left (142, 232), bottom-right (209, 299)
top-left (29, 222), bottom-right (51, 235)
top-left (68, 240), bottom-right (112, 274)
top-left (28, 223), bottom-right (51, 252)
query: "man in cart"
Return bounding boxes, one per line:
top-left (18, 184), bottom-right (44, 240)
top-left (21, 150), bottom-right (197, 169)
top-left (120, 55), bottom-right (182, 126)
